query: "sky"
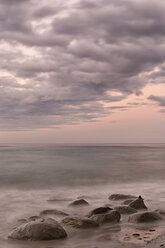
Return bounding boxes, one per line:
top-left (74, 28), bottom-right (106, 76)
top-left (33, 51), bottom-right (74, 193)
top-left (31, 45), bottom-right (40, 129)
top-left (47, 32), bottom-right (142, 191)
top-left (0, 0), bottom-right (165, 143)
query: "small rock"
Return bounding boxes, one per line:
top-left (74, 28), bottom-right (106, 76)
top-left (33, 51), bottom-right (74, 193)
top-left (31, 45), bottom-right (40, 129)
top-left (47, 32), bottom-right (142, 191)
top-left (29, 216), bottom-right (41, 221)
top-left (69, 199), bottom-right (89, 206)
top-left (8, 218), bottom-right (67, 240)
top-left (17, 219), bottom-right (27, 223)
top-left (114, 205), bottom-right (137, 214)
top-left (91, 210), bottom-right (121, 224)
top-left (155, 209), bottom-right (165, 215)
top-left (133, 233), bottom-right (140, 237)
top-left (129, 196), bottom-right (147, 210)
top-left (40, 209), bottom-right (69, 217)
top-left (109, 194), bottom-right (136, 201)
top-left (62, 217), bottom-right (98, 228)
top-left (88, 207), bottom-right (112, 217)
top-left (149, 229), bottom-right (155, 232)
top-left (128, 211), bottom-right (162, 223)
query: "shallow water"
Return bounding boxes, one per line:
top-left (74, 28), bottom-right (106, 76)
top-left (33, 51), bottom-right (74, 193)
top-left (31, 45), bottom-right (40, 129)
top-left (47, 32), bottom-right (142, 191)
top-left (0, 144), bottom-right (165, 248)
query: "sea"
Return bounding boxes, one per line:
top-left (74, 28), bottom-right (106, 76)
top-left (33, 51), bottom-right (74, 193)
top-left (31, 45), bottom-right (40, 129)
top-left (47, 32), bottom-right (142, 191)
top-left (0, 143), bottom-right (165, 248)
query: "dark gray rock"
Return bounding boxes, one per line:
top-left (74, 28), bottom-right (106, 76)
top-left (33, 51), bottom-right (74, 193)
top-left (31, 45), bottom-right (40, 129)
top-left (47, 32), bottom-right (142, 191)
top-left (91, 210), bottom-right (121, 224)
top-left (8, 218), bottom-right (67, 240)
top-left (122, 199), bottom-right (134, 205)
top-left (128, 211), bottom-right (162, 223)
top-left (40, 209), bottom-right (69, 217)
top-left (129, 196), bottom-right (147, 210)
top-left (62, 216), bottom-right (98, 228)
top-left (69, 199), bottom-right (89, 206)
top-left (88, 207), bottom-right (112, 217)
top-left (114, 205), bottom-right (137, 214)
top-left (109, 194), bottom-right (136, 201)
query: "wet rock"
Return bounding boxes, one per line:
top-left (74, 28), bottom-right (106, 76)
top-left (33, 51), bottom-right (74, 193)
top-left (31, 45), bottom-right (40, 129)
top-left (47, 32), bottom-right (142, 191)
top-left (122, 199), bottom-right (134, 205)
top-left (155, 209), bottom-right (165, 215)
top-left (88, 207), bottom-right (112, 217)
top-left (69, 199), bottom-right (89, 206)
top-left (129, 196), bottom-right (147, 210)
top-left (29, 216), bottom-right (41, 221)
top-left (17, 218), bottom-right (27, 223)
top-left (114, 205), bottom-right (137, 214)
top-left (62, 216), bottom-right (98, 228)
top-left (133, 233), bottom-right (140, 237)
top-left (40, 209), bottom-right (69, 217)
top-left (8, 218), bottom-right (67, 240)
top-left (128, 211), bottom-right (162, 223)
top-left (109, 194), bottom-right (136, 201)
top-left (91, 210), bottom-right (121, 224)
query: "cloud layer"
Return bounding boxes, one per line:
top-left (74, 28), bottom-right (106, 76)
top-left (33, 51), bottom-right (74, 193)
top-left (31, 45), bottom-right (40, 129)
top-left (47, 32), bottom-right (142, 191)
top-left (0, 0), bottom-right (165, 129)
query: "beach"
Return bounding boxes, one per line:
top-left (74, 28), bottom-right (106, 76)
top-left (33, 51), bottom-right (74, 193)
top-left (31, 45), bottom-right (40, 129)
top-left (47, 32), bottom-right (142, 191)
top-left (0, 144), bottom-right (165, 248)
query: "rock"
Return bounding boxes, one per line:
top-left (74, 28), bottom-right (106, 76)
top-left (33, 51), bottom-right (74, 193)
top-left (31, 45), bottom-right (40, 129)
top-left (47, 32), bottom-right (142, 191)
top-left (114, 205), bottom-right (137, 214)
top-left (62, 216), bottom-right (98, 228)
top-left (88, 207), bottom-right (112, 217)
top-left (129, 196), bottom-right (147, 210)
top-left (17, 219), bottom-right (27, 223)
top-left (128, 211), bottom-right (162, 223)
top-left (122, 199), bottom-right (134, 205)
top-left (91, 210), bottom-right (120, 224)
top-left (8, 218), bottom-right (67, 240)
top-left (69, 199), bottom-right (89, 206)
top-left (29, 216), bottom-right (41, 221)
top-left (40, 209), bottom-right (69, 217)
top-left (155, 209), bottom-right (165, 215)
top-left (109, 194), bottom-right (136, 201)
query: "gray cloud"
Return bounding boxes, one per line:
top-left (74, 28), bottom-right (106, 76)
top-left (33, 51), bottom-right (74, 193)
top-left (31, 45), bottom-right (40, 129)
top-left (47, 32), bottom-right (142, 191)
top-left (0, 0), bottom-right (165, 129)
top-left (148, 95), bottom-right (165, 106)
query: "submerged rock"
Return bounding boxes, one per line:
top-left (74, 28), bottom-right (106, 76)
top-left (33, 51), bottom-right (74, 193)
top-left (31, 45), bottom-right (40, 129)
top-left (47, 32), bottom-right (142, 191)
top-left (155, 209), bottom-right (165, 215)
top-left (91, 210), bottom-right (121, 224)
top-left (62, 216), bottom-right (98, 228)
top-left (29, 216), bottom-right (41, 221)
top-left (114, 205), bottom-right (137, 214)
top-left (128, 211), bottom-right (162, 223)
top-left (69, 199), bottom-right (89, 206)
top-left (109, 194), bottom-right (136, 201)
top-left (88, 207), bottom-right (112, 217)
top-left (129, 196), bottom-right (147, 210)
top-left (8, 218), bottom-right (67, 240)
top-left (40, 209), bottom-right (69, 217)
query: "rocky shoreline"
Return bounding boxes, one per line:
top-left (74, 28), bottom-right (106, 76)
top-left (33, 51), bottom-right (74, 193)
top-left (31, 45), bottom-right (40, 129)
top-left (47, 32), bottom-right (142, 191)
top-left (8, 194), bottom-right (165, 247)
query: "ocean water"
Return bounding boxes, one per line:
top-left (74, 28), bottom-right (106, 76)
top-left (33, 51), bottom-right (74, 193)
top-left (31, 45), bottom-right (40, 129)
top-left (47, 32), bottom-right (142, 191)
top-left (0, 143), bottom-right (165, 248)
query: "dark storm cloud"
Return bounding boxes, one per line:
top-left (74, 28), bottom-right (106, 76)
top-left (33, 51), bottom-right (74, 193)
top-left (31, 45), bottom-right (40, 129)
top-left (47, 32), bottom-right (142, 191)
top-left (0, 0), bottom-right (165, 129)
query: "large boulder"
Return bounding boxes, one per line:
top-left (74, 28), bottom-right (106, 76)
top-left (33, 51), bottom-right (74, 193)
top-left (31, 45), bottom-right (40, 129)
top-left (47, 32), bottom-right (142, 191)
top-left (109, 194), bottom-right (136, 201)
top-left (91, 210), bottom-right (120, 224)
top-left (114, 206), bottom-right (137, 214)
top-left (88, 207), bottom-right (112, 217)
top-left (128, 211), bottom-right (162, 223)
top-left (69, 199), bottom-right (89, 206)
top-left (129, 196), bottom-right (147, 210)
top-left (8, 218), bottom-right (67, 240)
top-left (62, 216), bottom-right (98, 228)
top-left (40, 209), bottom-right (69, 217)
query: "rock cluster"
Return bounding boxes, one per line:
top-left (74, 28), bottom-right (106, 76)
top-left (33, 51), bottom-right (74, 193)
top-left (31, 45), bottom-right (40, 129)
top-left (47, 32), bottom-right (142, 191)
top-left (8, 194), bottom-right (164, 242)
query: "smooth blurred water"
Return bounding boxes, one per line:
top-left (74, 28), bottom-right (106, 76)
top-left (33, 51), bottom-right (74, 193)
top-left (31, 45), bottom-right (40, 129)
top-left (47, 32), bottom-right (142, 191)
top-left (0, 143), bottom-right (165, 189)
top-left (0, 143), bottom-right (165, 248)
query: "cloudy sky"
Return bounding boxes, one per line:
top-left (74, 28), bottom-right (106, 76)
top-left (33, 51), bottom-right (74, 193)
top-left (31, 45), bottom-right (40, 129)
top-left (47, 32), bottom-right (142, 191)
top-left (0, 0), bottom-right (165, 143)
